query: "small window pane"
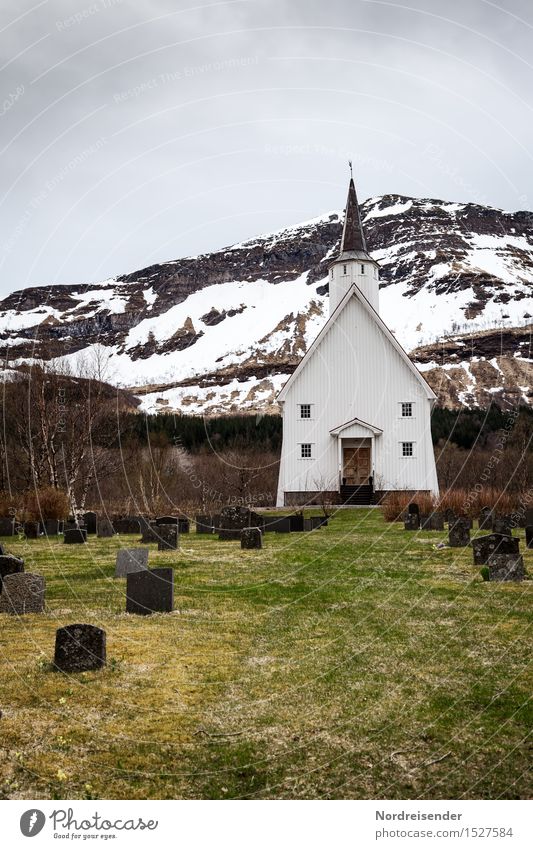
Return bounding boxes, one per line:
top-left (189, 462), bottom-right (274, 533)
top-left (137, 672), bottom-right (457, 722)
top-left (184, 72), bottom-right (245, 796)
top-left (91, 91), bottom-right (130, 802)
top-left (301, 443), bottom-right (312, 458)
top-left (300, 404), bottom-right (311, 419)
top-left (401, 402), bottom-right (413, 417)
top-left (402, 442), bottom-right (413, 457)
top-left (343, 264), bottom-right (347, 274)
top-left (361, 264), bottom-right (365, 273)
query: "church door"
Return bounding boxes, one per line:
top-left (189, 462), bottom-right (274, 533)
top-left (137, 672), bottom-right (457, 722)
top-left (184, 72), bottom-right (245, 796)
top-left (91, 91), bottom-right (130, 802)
top-left (343, 444), bottom-right (371, 485)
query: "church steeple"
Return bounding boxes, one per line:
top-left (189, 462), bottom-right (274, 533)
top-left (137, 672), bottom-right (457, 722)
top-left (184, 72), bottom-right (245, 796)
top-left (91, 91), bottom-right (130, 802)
top-left (339, 175), bottom-right (367, 254)
top-left (328, 169), bottom-right (379, 315)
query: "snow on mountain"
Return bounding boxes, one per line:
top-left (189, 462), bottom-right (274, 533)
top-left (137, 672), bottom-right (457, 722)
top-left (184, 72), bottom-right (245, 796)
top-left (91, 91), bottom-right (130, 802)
top-left (0, 194), bottom-right (531, 413)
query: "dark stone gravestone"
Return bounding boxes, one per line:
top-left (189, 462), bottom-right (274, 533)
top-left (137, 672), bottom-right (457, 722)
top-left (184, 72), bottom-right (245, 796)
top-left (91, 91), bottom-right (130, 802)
top-left (241, 527), bottom-right (262, 549)
top-left (0, 573), bottom-right (45, 615)
top-left (157, 524), bottom-right (179, 551)
top-left (140, 521), bottom-right (159, 543)
top-left (429, 512), bottom-right (444, 531)
top-left (178, 517), bottom-right (190, 534)
top-left (0, 555), bottom-right (24, 589)
top-left (65, 518), bottom-right (86, 531)
top-left (408, 502), bottom-right (419, 516)
top-left (114, 517), bottom-right (141, 535)
top-left (218, 506), bottom-right (264, 540)
top-left (212, 514), bottom-right (221, 532)
top-left (54, 624), bottom-right (106, 672)
top-left (42, 519), bottom-right (62, 536)
top-left (303, 518), bottom-right (313, 532)
top-left (479, 507), bottom-right (493, 531)
top-left (444, 509), bottom-right (456, 525)
top-left (126, 568), bottom-right (174, 615)
top-left (492, 518), bottom-right (512, 537)
top-left (83, 512), bottom-right (97, 534)
top-left (525, 526), bottom-right (533, 549)
top-left (448, 519), bottom-right (470, 547)
top-left (97, 518), bottom-right (115, 538)
top-left (0, 517), bottom-right (15, 536)
top-left (472, 533), bottom-right (520, 565)
top-left (404, 513), bottom-right (419, 531)
top-left (23, 521), bottom-right (40, 539)
top-left (195, 515), bottom-right (214, 534)
top-left (419, 514), bottom-right (430, 529)
top-left (312, 516), bottom-right (327, 528)
top-left (64, 528), bottom-right (87, 544)
top-left (289, 514), bottom-right (304, 532)
top-left (488, 554), bottom-right (525, 582)
top-left (274, 517), bottom-right (292, 533)
top-left (115, 548), bottom-right (149, 578)
top-left (156, 516), bottom-right (178, 526)
top-left (525, 509), bottom-right (533, 527)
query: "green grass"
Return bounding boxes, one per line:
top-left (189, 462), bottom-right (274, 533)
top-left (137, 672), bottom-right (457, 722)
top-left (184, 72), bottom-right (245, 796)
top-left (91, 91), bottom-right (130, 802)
top-left (0, 510), bottom-right (531, 800)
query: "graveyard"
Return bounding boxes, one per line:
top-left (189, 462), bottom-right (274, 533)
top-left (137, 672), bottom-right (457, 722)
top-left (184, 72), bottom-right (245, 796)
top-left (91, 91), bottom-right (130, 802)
top-left (0, 508), bottom-right (531, 800)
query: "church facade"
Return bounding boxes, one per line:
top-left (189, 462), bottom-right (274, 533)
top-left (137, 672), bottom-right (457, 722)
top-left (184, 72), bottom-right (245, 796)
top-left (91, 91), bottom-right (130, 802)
top-left (275, 176), bottom-right (439, 506)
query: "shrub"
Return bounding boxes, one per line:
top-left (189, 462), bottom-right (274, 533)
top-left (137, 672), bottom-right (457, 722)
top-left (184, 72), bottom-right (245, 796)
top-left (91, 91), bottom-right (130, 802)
top-left (381, 492), bottom-right (435, 522)
top-left (25, 486), bottom-right (70, 521)
top-left (480, 566), bottom-right (490, 582)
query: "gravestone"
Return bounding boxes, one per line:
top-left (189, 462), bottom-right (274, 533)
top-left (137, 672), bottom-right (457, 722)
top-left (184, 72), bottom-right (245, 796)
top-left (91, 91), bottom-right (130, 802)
top-left (157, 524), bottom-right (179, 551)
top-left (429, 512), bottom-right (444, 531)
top-left (64, 528), bottom-right (87, 545)
top-left (408, 502), bottom-right (419, 516)
top-left (312, 516), bottom-right (327, 528)
top-left (0, 573), bottom-right (45, 615)
top-left (97, 518), bottom-right (115, 538)
top-left (42, 519), bottom-right (62, 536)
top-left (479, 507), bottom-right (493, 531)
top-left (126, 568), bottom-right (174, 615)
top-left (23, 522), bottom-right (40, 539)
top-left (0, 544), bottom-right (5, 556)
top-left (404, 513), bottom-right (419, 531)
top-left (140, 521), bottom-right (159, 543)
top-left (195, 515), bottom-right (214, 534)
top-left (472, 533), bottom-right (520, 565)
top-left (212, 514), bottom-right (221, 532)
top-left (525, 508), bottom-right (533, 527)
top-left (241, 527), bottom-right (262, 549)
top-left (65, 518), bottom-right (85, 531)
top-left (83, 512), bottom-right (97, 534)
top-left (113, 517), bottom-right (141, 535)
top-left (115, 548), bottom-right (149, 577)
top-left (54, 624), bottom-right (106, 672)
top-left (0, 555), bottom-right (24, 589)
top-left (274, 517), bottom-right (292, 533)
top-left (218, 506), bottom-right (264, 540)
top-left (492, 518), bottom-right (512, 537)
top-left (303, 518), bottom-right (313, 532)
top-left (0, 517), bottom-right (15, 536)
top-left (525, 526), bottom-right (533, 549)
top-left (488, 554), bottom-right (525, 582)
top-left (156, 516), bottom-right (178, 526)
top-left (178, 517), bottom-right (190, 534)
top-left (289, 514), bottom-right (304, 532)
top-left (448, 519), bottom-right (470, 547)
top-left (444, 509), bottom-right (456, 525)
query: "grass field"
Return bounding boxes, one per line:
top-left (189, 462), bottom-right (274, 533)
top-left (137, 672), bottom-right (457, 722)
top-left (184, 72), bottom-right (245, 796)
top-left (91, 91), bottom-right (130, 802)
top-left (0, 509), bottom-right (531, 800)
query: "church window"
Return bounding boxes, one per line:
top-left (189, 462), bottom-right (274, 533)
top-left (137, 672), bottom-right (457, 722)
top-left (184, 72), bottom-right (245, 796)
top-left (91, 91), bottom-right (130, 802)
top-left (401, 402), bottom-right (413, 417)
top-left (361, 264), bottom-right (365, 273)
top-left (300, 443), bottom-right (312, 459)
top-left (343, 264), bottom-right (347, 274)
top-left (299, 404), bottom-right (311, 419)
top-left (401, 442), bottom-right (414, 457)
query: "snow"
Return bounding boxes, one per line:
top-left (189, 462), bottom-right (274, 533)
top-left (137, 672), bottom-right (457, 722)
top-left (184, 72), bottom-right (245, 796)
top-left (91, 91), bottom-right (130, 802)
top-left (67, 285), bottom-right (129, 317)
top-left (363, 199), bottom-right (413, 221)
top-left (0, 306), bottom-right (62, 333)
top-left (142, 287), bottom-right (158, 308)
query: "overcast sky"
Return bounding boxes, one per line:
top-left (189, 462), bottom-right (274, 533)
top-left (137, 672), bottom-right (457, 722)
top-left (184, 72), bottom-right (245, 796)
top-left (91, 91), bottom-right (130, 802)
top-left (1, 0), bottom-right (532, 296)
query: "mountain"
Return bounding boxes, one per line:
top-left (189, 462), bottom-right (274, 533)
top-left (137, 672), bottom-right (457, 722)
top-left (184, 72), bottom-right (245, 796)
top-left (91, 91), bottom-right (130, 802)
top-left (1, 194), bottom-right (531, 413)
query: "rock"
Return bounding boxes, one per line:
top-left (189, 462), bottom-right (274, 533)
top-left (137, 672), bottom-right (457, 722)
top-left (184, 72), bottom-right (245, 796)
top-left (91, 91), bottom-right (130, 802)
top-left (0, 573), bottom-right (45, 615)
top-left (54, 624), bottom-right (106, 672)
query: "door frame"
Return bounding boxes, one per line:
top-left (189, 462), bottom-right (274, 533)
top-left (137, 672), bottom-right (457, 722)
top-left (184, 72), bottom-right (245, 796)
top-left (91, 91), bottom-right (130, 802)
top-left (340, 437), bottom-right (372, 487)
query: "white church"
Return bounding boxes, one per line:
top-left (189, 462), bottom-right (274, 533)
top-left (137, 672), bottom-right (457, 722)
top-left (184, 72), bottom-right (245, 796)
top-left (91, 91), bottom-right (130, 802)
top-left (276, 174), bottom-right (439, 507)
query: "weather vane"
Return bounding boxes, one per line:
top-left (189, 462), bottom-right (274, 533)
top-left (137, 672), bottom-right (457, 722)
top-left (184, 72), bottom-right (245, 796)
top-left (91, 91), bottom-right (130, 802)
top-left (348, 159), bottom-right (353, 178)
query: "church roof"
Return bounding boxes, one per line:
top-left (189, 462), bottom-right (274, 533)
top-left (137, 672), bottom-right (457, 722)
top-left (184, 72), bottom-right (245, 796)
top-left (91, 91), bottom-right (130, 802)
top-left (339, 176), bottom-right (367, 254)
top-left (277, 283), bottom-right (437, 404)
top-left (330, 417), bottom-right (383, 437)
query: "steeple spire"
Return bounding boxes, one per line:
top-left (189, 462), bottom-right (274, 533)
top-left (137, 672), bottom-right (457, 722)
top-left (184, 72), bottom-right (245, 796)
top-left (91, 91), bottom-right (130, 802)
top-left (339, 170), bottom-right (367, 254)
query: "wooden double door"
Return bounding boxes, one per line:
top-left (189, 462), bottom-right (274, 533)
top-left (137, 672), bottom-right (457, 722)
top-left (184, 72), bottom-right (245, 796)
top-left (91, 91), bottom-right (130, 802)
top-left (343, 442), bottom-right (371, 486)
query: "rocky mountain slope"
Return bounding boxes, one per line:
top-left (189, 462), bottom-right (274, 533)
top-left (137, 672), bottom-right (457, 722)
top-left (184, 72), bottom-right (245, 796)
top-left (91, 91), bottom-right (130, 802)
top-left (0, 194), bottom-right (531, 413)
